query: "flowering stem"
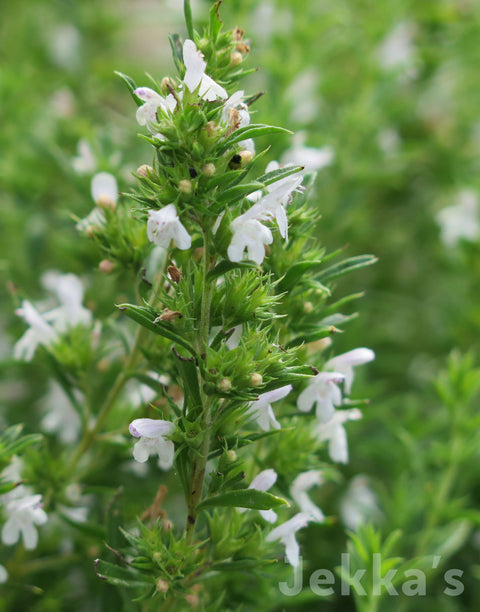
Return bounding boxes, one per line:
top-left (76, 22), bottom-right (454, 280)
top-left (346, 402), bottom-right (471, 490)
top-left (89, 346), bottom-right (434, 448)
top-left (185, 228), bottom-right (215, 543)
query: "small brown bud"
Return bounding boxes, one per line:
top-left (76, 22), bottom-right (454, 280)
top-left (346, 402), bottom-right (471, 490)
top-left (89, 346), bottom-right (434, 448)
top-left (239, 150), bottom-right (253, 165)
top-left (99, 259), bottom-right (115, 274)
top-left (233, 26), bottom-right (245, 42)
top-left (136, 164), bottom-right (153, 178)
top-left (236, 42), bottom-right (250, 54)
top-left (167, 265), bottom-right (182, 283)
top-left (96, 358), bottom-right (110, 372)
top-left (202, 163), bottom-right (216, 177)
top-left (231, 52), bottom-right (243, 66)
top-left (218, 378), bottom-right (232, 392)
top-left (96, 194), bottom-right (116, 211)
top-left (179, 179), bottom-right (192, 194)
top-left (250, 372), bottom-right (263, 387)
top-left (85, 225), bottom-right (96, 238)
top-left (156, 578), bottom-right (169, 594)
top-left (160, 77), bottom-right (176, 93)
top-left (157, 308), bottom-right (183, 322)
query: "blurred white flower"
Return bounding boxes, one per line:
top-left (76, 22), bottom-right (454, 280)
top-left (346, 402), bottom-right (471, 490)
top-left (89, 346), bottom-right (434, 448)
top-left (281, 134), bottom-right (334, 173)
top-left (147, 205), bottom-right (192, 250)
top-left (297, 372), bottom-right (345, 422)
top-left (247, 468), bottom-right (278, 523)
top-left (90, 172), bottom-right (118, 208)
top-left (377, 22), bottom-right (416, 70)
top-left (40, 382), bottom-right (82, 444)
top-left (314, 408), bottom-right (362, 464)
top-left (436, 189), bottom-right (480, 247)
top-left (183, 39), bottom-right (227, 101)
top-left (50, 88), bottom-right (76, 119)
top-left (1, 494), bottom-right (48, 550)
top-left (377, 128), bottom-right (401, 156)
top-left (325, 348), bottom-right (375, 395)
top-left (47, 24), bottom-right (81, 71)
top-left (290, 471), bottom-right (325, 523)
top-left (0, 565), bottom-right (7, 583)
top-left (13, 301), bottom-right (58, 361)
top-left (247, 385), bottom-right (292, 431)
top-left (265, 512), bottom-right (312, 567)
top-left (228, 216), bottom-right (273, 264)
top-left (340, 475), bottom-right (381, 531)
top-left (129, 418), bottom-right (175, 470)
top-left (72, 139), bottom-right (96, 175)
top-left (76, 207), bottom-right (105, 233)
top-left (286, 69), bottom-right (320, 125)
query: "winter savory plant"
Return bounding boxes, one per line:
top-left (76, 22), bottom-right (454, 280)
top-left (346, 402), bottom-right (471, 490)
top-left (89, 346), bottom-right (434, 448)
top-left (1, 2), bottom-right (376, 609)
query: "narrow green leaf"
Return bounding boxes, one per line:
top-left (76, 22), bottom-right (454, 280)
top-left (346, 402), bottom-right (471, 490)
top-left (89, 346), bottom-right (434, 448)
top-left (209, 1), bottom-right (223, 41)
top-left (256, 165), bottom-right (303, 188)
top-left (316, 255), bottom-right (377, 282)
top-left (94, 559), bottom-right (153, 589)
top-left (184, 0), bottom-right (194, 40)
top-left (278, 260), bottom-right (325, 292)
top-left (169, 34), bottom-right (184, 73)
top-left (212, 558), bottom-right (276, 571)
top-left (219, 124), bottom-right (293, 153)
top-left (286, 326), bottom-right (342, 349)
top-left (197, 489), bottom-right (289, 512)
top-left (213, 182), bottom-right (264, 207)
top-left (117, 303), bottom-right (196, 356)
top-left (207, 260), bottom-right (260, 281)
top-left (114, 71), bottom-right (142, 107)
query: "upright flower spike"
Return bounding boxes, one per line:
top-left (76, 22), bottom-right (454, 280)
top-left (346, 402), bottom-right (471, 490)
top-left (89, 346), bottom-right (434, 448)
top-left (265, 512), bottom-right (313, 567)
top-left (1, 494), bottom-right (48, 550)
top-left (247, 385), bottom-right (292, 431)
top-left (290, 471), bottom-right (325, 523)
top-left (297, 371), bottom-right (345, 422)
top-left (182, 39), bottom-right (228, 101)
top-left (248, 469), bottom-right (278, 523)
top-left (129, 418), bottom-right (175, 470)
top-left (314, 408), bottom-right (362, 464)
top-left (147, 205), bottom-right (192, 250)
top-left (325, 348), bottom-right (375, 395)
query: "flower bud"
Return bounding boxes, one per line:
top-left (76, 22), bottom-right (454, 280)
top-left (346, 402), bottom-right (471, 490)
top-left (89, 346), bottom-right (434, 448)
top-left (239, 150), bottom-right (253, 165)
top-left (179, 179), bottom-right (192, 194)
top-left (156, 578), bottom-right (169, 593)
top-left (202, 163), bottom-right (216, 177)
top-left (230, 52), bottom-right (243, 66)
top-left (218, 378), bottom-right (232, 392)
top-left (236, 42), bottom-right (250, 54)
top-left (96, 194), bottom-right (116, 211)
top-left (99, 259), bottom-right (115, 274)
top-left (227, 450), bottom-right (237, 462)
top-left (250, 372), bottom-right (263, 387)
top-left (136, 164), bottom-right (153, 178)
top-left (303, 301), bottom-right (314, 313)
top-left (167, 264), bottom-right (182, 283)
top-left (205, 121), bottom-right (218, 136)
top-left (160, 77), bottom-right (176, 93)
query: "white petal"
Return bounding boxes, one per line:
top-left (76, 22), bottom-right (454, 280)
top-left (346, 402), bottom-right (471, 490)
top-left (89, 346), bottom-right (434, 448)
top-left (198, 74), bottom-right (228, 101)
top-left (329, 425), bottom-right (348, 463)
top-left (157, 439), bottom-right (175, 470)
top-left (250, 469), bottom-right (277, 492)
top-left (133, 87), bottom-right (162, 102)
top-left (260, 509), bottom-right (278, 523)
top-left (129, 418), bottom-right (174, 439)
top-left (132, 439), bottom-right (150, 463)
top-left (0, 565), bottom-right (8, 583)
top-left (171, 219), bottom-right (192, 250)
top-left (1, 518), bottom-right (20, 546)
top-left (258, 385), bottom-right (293, 406)
top-left (284, 532), bottom-right (300, 567)
top-left (21, 521), bottom-right (38, 550)
top-left (183, 39), bottom-right (206, 92)
top-left (297, 384), bottom-right (316, 413)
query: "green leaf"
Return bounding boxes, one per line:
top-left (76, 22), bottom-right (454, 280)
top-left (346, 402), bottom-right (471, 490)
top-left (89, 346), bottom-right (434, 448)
top-left (94, 559), bottom-right (153, 589)
top-left (169, 33), bottom-right (184, 73)
top-left (212, 182), bottom-right (264, 209)
top-left (219, 124), bottom-right (293, 153)
top-left (58, 512), bottom-right (106, 540)
top-left (206, 260), bottom-right (260, 281)
top-left (209, 1), bottom-right (223, 41)
top-left (197, 489), bottom-right (289, 512)
top-left (184, 0), bottom-right (194, 40)
top-left (211, 558), bottom-right (276, 571)
top-left (286, 327), bottom-right (342, 349)
top-left (117, 303), bottom-right (196, 356)
top-left (278, 260), bottom-right (326, 292)
top-left (114, 71), bottom-right (142, 107)
top-left (316, 255), bottom-right (377, 282)
top-left (256, 165), bottom-right (303, 188)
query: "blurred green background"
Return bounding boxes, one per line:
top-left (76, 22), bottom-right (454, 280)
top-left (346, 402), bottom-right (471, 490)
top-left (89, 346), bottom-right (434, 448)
top-left (2, 0), bottom-right (480, 610)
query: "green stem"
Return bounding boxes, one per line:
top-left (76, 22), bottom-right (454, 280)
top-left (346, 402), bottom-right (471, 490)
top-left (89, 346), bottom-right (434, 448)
top-left (185, 231), bottom-right (214, 543)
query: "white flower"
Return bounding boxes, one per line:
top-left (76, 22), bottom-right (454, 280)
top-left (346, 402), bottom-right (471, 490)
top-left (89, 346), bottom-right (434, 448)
top-left (290, 471), bottom-right (325, 523)
top-left (377, 22), bottom-right (416, 70)
top-left (133, 87), bottom-right (177, 129)
top-left (281, 133), bottom-right (334, 173)
top-left (183, 39), bottom-right (227, 101)
top-left (0, 565), bottom-right (7, 583)
top-left (325, 348), bottom-right (375, 395)
top-left (247, 385), bottom-right (292, 431)
top-left (247, 469), bottom-right (278, 523)
top-left (41, 271), bottom-right (92, 331)
top-left (90, 172), bottom-right (118, 207)
top-left (40, 382), bottom-right (82, 444)
top-left (147, 205), bottom-right (192, 250)
top-left (72, 139), bottom-right (96, 175)
top-left (340, 475), bottom-right (381, 531)
top-left (436, 189), bottom-right (480, 247)
top-left (297, 372), bottom-right (345, 422)
top-left (227, 216), bottom-right (273, 264)
top-left (266, 512), bottom-right (312, 567)
top-left (129, 418), bottom-right (175, 470)
top-left (314, 408), bottom-right (362, 464)
top-left (76, 207), bottom-right (105, 233)
top-left (2, 494), bottom-right (48, 550)
top-left (221, 90), bottom-right (250, 127)
top-left (13, 301), bottom-right (59, 361)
